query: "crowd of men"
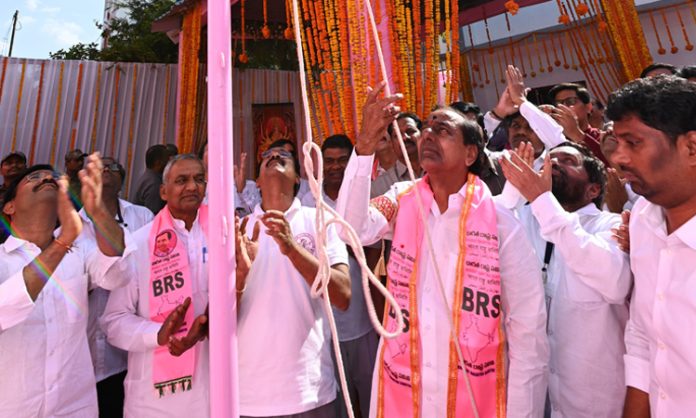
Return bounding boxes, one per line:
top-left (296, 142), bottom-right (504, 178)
top-left (1, 61), bottom-right (695, 418)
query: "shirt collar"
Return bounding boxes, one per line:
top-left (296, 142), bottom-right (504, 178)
top-left (171, 207), bottom-right (204, 232)
top-left (252, 197), bottom-right (302, 218)
top-left (2, 235), bottom-right (28, 253)
top-left (575, 202), bottom-right (601, 216)
top-left (638, 199), bottom-right (696, 249)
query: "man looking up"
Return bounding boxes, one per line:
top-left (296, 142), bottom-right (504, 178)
top-left (65, 149), bottom-right (88, 209)
top-left (607, 75), bottom-right (696, 418)
top-left (0, 151), bottom-right (27, 200)
top-left (501, 141), bottom-right (631, 417)
top-left (235, 142), bottom-right (351, 418)
top-left (102, 154), bottom-right (210, 417)
top-left (547, 83), bottom-right (608, 164)
top-left (81, 157), bottom-right (153, 417)
top-left (371, 112), bottom-right (422, 197)
top-left (302, 135), bottom-right (378, 418)
top-left (0, 154), bottom-right (132, 417)
top-left (133, 144), bottom-right (172, 214)
top-left (337, 82), bottom-right (548, 418)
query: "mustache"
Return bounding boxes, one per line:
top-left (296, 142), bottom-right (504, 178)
top-left (32, 178), bottom-right (58, 192)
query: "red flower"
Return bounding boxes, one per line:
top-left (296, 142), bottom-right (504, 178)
top-left (575, 3), bottom-right (589, 16)
top-left (261, 25), bottom-right (271, 39)
top-left (558, 14), bottom-right (570, 25)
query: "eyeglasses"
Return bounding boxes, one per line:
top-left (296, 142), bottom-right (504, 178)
top-left (23, 170), bottom-right (61, 183)
top-left (103, 163), bottom-right (123, 173)
top-left (554, 97), bottom-right (581, 107)
top-left (261, 149), bottom-right (293, 160)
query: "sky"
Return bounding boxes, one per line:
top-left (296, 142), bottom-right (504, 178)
top-left (0, 0), bottom-right (103, 59)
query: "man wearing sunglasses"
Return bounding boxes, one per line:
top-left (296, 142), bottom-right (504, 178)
top-left (0, 155), bottom-right (133, 418)
top-left (235, 144), bottom-right (351, 418)
top-left (79, 157), bottom-right (154, 417)
top-left (547, 83), bottom-right (609, 165)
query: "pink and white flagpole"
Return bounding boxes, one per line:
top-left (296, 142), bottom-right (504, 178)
top-left (207, 0), bottom-right (238, 417)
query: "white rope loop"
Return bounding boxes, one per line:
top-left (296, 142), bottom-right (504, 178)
top-left (289, 2), bottom-right (405, 418)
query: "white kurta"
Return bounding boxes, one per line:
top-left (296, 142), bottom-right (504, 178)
top-left (237, 199), bottom-right (348, 416)
top-left (624, 197), bottom-right (696, 417)
top-left (101, 211), bottom-right (210, 418)
top-left (336, 151), bottom-right (549, 418)
top-left (517, 192), bottom-right (631, 417)
top-left (0, 232), bottom-right (134, 418)
top-left (81, 199), bottom-right (154, 382)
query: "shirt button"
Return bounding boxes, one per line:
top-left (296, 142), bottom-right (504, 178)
top-left (658, 341), bottom-right (666, 350)
top-left (550, 367), bottom-right (555, 374)
top-left (657, 293), bottom-right (664, 301)
top-left (425, 361), bottom-right (432, 367)
top-left (660, 391), bottom-right (667, 400)
top-left (425, 287), bottom-right (431, 292)
top-left (548, 330), bottom-right (554, 336)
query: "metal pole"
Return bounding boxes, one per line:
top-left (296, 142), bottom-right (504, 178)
top-left (207, 0), bottom-right (238, 417)
top-left (8, 10), bottom-right (18, 57)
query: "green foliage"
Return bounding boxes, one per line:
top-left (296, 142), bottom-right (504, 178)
top-left (49, 42), bottom-right (101, 60)
top-left (50, 0), bottom-right (178, 63)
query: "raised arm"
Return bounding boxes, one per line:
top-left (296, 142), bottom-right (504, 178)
top-left (336, 83), bottom-right (401, 245)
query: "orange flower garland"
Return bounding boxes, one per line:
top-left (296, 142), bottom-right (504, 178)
top-left (505, 0), bottom-right (520, 15)
top-left (50, 62), bottom-right (65, 165)
top-left (239, 0), bottom-right (248, 63)
top-left (649, 10), bottom-right (666, 55)
top-left (90, 64), bottom-right (103, 152)
top-left (70, 62), bottom-right (85, 149)
top-left (660, 9), bottom-right (678, 54)
top-left (262, 0), bottom-right (270, 39)
top-left (10, 60), bottom-right (26, 152)
top-left (676, 6), bottom-right (694, 51)
top-left (29, 62), bottom-right (46, 163)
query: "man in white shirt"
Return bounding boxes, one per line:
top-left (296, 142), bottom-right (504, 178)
top-left (101, 154), bottom-right (210, 417)
top-left (500, 141), bottom-right (631, 417)
top-left (484, 67), bottom-right (566, 172)
top-left (302, 135), bottom-right (379, 418)
top-left (0, 155), bottom-right (132, 417)
top-left (235, 144), bottom-right (351, 418)
top-left (607, 75), bottom-right (696, 418)
top-left (336, 81), bottom-right (548, 418)
top-left (80, 157), bottom-right (153, 417)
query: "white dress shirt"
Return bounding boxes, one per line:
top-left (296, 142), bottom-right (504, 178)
top-left (80, 199), bottom-right (154, 382)
top-left (518, 192), bottom-right (631, 417)
top-left (0, 232), bottom-right (134, 417)
top-left (336, 151), bottom-right (549, 418)
top-left (237, 199), bottom-right (348, 416)
top-left (101, 212), bottom-right (210, 418)
top-left (485, 102), bottom-right (567, 209)
top-left (624, 197), bottom-right (696, 417)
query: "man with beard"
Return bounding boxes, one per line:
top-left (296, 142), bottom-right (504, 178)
top-left (0, 155), bottom-right (132, 417)
top-left (235, 143), bottom-right (351, 418)
top-left (101, 154), bottom-right (210, 417)
top-left (607, 76), bottom-right (696, 418)
top-left (301, 135), bottom-right (378, 418)
top-left (370, 112), bottom-right (422, 197)
top-left (500, 141), bottom-right (631, 418)
top-left (337, 81), bottom-right (548, 417)
top-left (79, 157), bottom-right (153, 417)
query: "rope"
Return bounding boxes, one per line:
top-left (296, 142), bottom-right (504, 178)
top-left (289, 1), bottom-right (405, 418)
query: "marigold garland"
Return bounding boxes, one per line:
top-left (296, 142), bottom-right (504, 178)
top-left (505, 0), bottom-right (520, 16)
top-left (10, 60), bottom-right (27, 152)
top-left (239, 0), bottom-right (248, 63)
top-left (649, 10), bottom-right (666, 55)
top-left (524, 36), bottom-right (536, 77)
top-left (660, 9), bottom-right (678, 54)
top-left (676, 5), bottom-right (694, 51)
top-left (0, 57), bottom-right (8, 106)
top-left (29, 62), bottom-right (46, 163)
top-left (262, 0), bottom-right (271, 39)
top-left (70, 62), bottom-right (85, 149)
top-left (50, 62), bottom-right (65, 165)
top-left (125, 65), bottom-right (139, 197)
top-left (90, 64), bottom-right (103, 152)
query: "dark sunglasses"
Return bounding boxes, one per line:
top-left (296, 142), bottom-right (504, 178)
top-left (103, 163), bottom-right (123, 173)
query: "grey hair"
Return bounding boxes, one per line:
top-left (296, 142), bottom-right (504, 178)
top-left (162, 154), bottom-right (204, 184)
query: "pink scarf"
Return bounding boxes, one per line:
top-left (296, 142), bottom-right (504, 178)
top-left (375, 174), bottom-right (506, 418)
top-left (148, 205), bottom-right (208, 397)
